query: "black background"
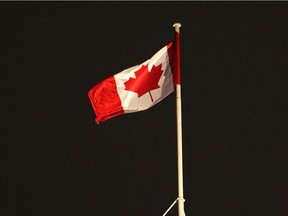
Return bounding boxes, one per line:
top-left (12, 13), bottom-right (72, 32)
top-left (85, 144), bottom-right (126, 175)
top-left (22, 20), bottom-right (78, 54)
top-left (1, 2), bottom-right (287, 216)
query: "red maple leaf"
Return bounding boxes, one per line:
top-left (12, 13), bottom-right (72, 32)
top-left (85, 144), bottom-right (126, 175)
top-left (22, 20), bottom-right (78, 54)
top-left (124, 64), bottom-right (163, 102)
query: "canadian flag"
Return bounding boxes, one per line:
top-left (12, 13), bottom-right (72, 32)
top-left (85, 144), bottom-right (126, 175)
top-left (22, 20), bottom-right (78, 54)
top-left (88, 42), bottom-right (176, 123)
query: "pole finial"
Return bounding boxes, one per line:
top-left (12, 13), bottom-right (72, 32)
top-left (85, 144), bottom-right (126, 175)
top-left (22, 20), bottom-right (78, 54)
top-left (173, 23), bottom-right (182, 32)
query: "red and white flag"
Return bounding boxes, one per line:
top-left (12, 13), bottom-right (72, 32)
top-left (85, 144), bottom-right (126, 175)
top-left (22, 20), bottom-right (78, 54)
top-left (88, 42), bottom-right (176, 123)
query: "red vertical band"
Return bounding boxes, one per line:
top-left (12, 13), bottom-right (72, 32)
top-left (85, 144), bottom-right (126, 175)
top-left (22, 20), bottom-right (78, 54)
top-left (174, 31), bottom-right (181, 85)
top-left (88, 76), bottom-right (124, 123)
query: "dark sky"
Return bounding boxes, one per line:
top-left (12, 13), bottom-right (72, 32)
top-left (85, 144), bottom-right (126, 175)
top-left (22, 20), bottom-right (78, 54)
top-left (1, 2), bottom-right (287, 216)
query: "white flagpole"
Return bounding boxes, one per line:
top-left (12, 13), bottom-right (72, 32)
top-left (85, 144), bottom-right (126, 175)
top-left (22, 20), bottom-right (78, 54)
top-left (173, 23), bottom-right (186, 216)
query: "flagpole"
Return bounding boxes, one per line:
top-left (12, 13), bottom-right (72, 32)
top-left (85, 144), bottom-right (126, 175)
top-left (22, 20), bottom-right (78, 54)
top-left (173, 23), bottom-right (185, 216)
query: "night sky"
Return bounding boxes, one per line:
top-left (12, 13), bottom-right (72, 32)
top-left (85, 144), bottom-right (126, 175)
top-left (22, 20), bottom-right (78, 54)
top-left (1, 2), bottom-right (287, 216)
